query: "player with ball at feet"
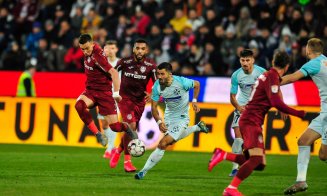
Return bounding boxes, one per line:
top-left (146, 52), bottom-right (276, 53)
top-left (110, 39), bottom-right (157, 172)
top-left (135, 62), bottom-right (209, 180)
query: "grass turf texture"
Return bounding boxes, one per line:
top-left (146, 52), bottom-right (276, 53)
top-left (0, 144), bottom-right (326, 196)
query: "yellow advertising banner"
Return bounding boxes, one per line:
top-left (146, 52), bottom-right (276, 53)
top-left (0, 97), bottom-right (321, 155)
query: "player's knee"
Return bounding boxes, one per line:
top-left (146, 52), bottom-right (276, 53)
top-left (250, 155), bottom-right (265, 171)
top-left (101, 120), bottom-right (109, 129)
top-left (158, 141), bottom-right (169, 150)
top-left (109, 122), bottom-right (121, 132)
top-left (254, 163), bottom-right (266, 171)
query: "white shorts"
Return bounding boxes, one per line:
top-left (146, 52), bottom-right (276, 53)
top-left (231, 110), bottom-right (241, 128)
top-left (164, 119), bottom-right (189, 141)
top-left (308, 113), bottom-right (327, 145)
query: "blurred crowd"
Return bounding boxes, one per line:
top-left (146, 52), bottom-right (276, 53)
top-left (0, 0), bottom-right (326, 76)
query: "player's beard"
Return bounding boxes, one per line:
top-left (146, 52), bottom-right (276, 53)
top-left (135, 54), bottom-right (144, 61)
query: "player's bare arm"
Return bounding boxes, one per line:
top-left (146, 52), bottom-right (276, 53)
top-left (277, 90), bottom-right (288, 120)
top-left (230, 93), bottom-right (245, 113)
top-left (191, 80), bottom-right (200, 113)
top-left (109, 67), bottom-right (122, 102)
top-left (151, 99), bottom-right (167, 133)
top-left (281, 70), bottom-right (305, 85)
top-left (144, 91), bottom-right (152, 103)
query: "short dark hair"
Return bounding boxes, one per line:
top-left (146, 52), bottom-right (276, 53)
top-left (134, 38), bottom-right (148, 46)
top-left (240, 49), bottom-right (254, 57)
top-left (273, 51), bottom-right (290, 68)
top-left (79, 34), bottom-right (93, 44)
top-left (307, 38), bottom-right (323, 54)
top-left (157, 62), bottom-right (172, 72)
top-left (105, 40), bottom-right (118, 47)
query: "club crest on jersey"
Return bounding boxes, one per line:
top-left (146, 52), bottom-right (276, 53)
top-left (127, 114), bottom-right (132, 120)
top-left (271, 85), bottom-right (278, 93)
top-left (140, 66), bottom-right (146, 73)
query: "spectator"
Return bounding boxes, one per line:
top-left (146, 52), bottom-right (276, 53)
top-left (130, 5), bottom-right (151, 36)
top-left (64, 37), bottom-right (84, 72)
top-left (43, 19), bottom-right (57, 49)
top-left (70, 0), bottom-right (94, 17)
top-left (235, 6), bottom-right (254, 39)
top-left (1, 41), bottom-right (27, 70)
top-left (57, 20), bottom-right (74, 49)
top-left (70, 6), bottom-right (83, 36)
top-left (81, 8), bottom-right (102, 35)
top-left (169, 8), bottom-right (189, 34)
top-left (187, 8), bottom-right (204, 32)
top-left (26, 21), bottom-right (44, 57)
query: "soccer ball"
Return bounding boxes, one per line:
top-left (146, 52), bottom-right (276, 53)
top-left (128, 139), bottom-right (146, 157)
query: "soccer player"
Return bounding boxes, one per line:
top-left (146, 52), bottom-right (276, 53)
top-left (110, 39), bottom-right (157, 172)
top-left (229, 49), bottom-right (266, 177)
top-left (101, 40), bottom-right (120, 159)
top-left (75, 34), bottom-right (137, 147)
top-left (282, 38), bottom-right (327, 195)
top-left (134, 62), bottom-right (209, 180)
top-left (208, 51), bottom-right (306, 196)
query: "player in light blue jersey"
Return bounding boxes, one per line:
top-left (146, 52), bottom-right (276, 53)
top-left (228, 49), bottom-right (266, 177)
top-left (281, 38), bottom-right (327, 195)
top-left (135, 62), bottom-right (209, 180)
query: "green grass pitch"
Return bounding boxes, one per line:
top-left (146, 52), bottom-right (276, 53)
top-left (0, 144), bottom-right (326, 196)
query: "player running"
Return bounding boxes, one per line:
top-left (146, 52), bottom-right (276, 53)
top-left (110, 39), bottom-right (157, 172)
top-left (135, 62), bottom-right (209, 180)
top-left (101, 40), bottom-right (120, 159)
top-left (208, 51), bottom-right (306, 196)
top-left (282, 38), bottom-right (327, 195)
top-left (228, 49), bottom-right (266, 177)
top-left (75, 34), bottom-right (137, 148)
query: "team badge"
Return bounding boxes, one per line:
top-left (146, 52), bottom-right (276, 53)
top-left (140, 66), bottom-right (146, 73)
top-left (271, 85), bottom-right (278, 93)
top-left (127, 114), bottom-right (132, 120)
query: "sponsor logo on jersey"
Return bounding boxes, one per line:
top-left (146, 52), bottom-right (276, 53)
top-left (144, 61), bottom-right (153, 66)
top-left (124, 59), bottom-right (133, 64)
top-left (140, 66), bottom-right (146, 73)
top-left (124, 72), bottom-right (146, 79)
top-left (239, 83), bottom-right (253, 89)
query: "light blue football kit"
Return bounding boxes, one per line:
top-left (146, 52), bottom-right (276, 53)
top-left (230, 65), bottom-right (266, 128)
top-left (152, 75), bottom-right (194, 141)
top-left (300, 54), bottom-right (327, 144)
